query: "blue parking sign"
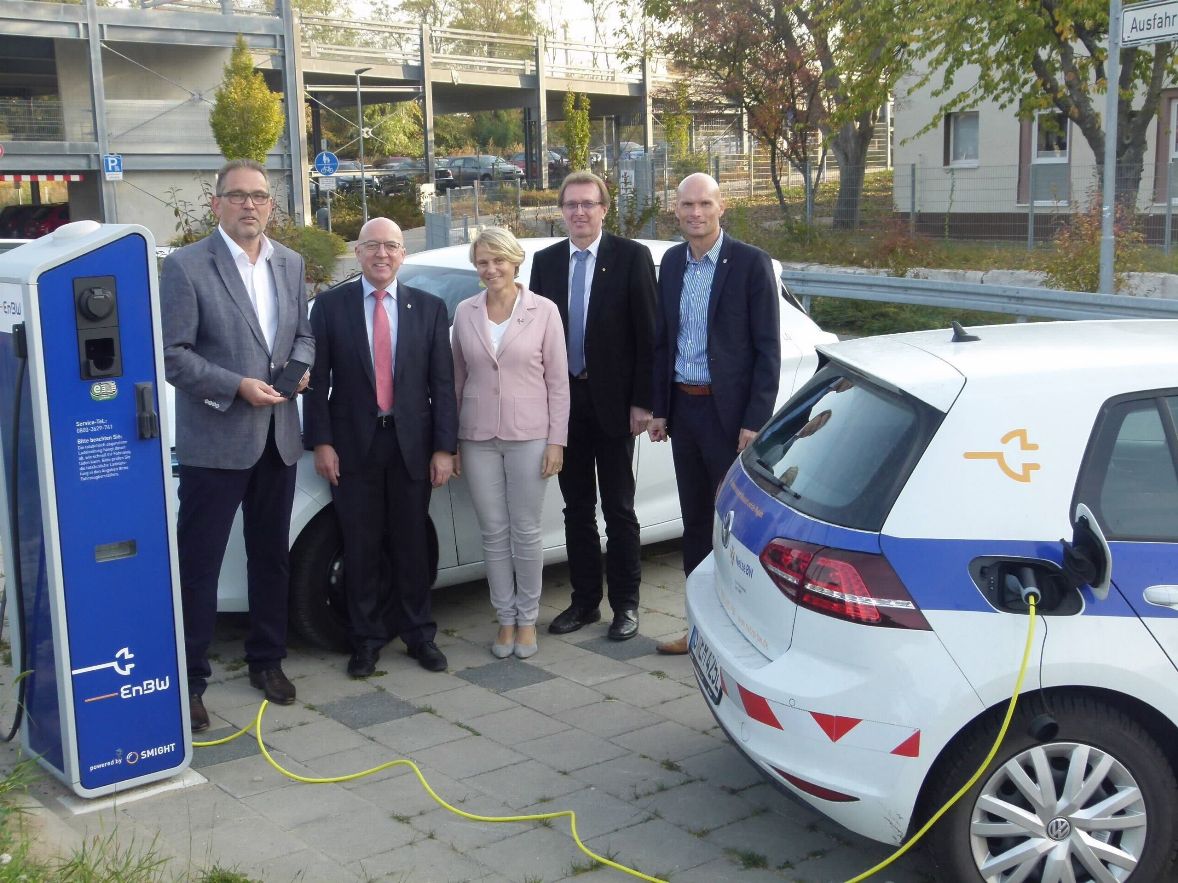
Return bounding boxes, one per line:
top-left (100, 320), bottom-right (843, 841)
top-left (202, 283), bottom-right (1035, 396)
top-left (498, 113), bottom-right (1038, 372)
top-left (314, 151), bottom-right (339, 176)
top-left (103, 154), bottom-right (123, 181)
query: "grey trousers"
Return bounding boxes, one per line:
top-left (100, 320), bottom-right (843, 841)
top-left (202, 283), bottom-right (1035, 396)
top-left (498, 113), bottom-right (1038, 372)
top-left (460, 437), bottom-right (550, 626)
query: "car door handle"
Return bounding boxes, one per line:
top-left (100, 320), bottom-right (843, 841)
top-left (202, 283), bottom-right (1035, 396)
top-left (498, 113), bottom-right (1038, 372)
top-left (1143, 585), bottom-right (1178, 609)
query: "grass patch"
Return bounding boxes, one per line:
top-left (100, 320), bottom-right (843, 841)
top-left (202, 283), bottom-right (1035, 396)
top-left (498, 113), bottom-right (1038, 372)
top-left (660, 758), bottom-right (682, 773)
top-left (725, 847), bottom-right (769, 870)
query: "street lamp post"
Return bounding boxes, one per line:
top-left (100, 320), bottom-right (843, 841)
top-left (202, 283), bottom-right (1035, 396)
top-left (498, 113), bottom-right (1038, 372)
top-left (355, 66), bottom-right (372, 225)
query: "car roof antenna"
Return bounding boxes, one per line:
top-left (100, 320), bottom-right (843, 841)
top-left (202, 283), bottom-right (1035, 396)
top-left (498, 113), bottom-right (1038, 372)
top-left (951, 320), bottom-right (980, 342)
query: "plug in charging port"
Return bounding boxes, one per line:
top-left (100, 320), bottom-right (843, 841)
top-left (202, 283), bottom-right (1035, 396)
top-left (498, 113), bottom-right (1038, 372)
top-left (969, 556), bottom-right (1081, 615)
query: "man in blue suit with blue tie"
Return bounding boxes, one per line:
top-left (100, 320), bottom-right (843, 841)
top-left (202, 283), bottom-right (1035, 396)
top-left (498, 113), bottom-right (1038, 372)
top-left (649, 173), bottom-right (780, 654)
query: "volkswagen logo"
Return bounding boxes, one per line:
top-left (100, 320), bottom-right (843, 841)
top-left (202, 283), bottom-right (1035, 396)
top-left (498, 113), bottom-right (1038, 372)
top-left (721, 511), bottom-right (735, 549)
top-left (1046, 817), bottom-right (1071, 840)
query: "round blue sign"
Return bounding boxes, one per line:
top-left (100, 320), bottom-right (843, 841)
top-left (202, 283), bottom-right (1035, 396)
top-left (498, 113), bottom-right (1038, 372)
top-left (314, 151), bottom-right (339, 176)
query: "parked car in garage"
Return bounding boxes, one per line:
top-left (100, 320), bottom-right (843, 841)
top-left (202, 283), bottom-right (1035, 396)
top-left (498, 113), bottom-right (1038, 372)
top-left (20, 203), bottom-right (70, 238)
top-left (190, 237), bottom-right (835, 650)
top-left (377, 160), bottom-right (455, 195)
top-left (447, 154), bottom-right (525, 186)
top-left (687, 319), bottom-right (1178, 882)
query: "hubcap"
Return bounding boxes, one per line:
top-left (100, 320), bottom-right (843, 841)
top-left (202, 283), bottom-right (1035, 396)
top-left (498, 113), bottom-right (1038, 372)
top-left (969, 741), bottom-right (1146, 882)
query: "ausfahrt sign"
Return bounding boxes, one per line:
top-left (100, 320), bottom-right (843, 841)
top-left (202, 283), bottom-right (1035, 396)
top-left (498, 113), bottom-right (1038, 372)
top-left (1122, 0), bottom-right (1178, 46)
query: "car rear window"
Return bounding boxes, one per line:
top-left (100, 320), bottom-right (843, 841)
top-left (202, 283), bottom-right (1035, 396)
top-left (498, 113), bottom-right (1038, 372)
top-left (744, 365), bottom-right (942, 531)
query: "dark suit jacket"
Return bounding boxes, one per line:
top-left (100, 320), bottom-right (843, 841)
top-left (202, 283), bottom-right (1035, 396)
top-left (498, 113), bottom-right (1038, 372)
top-left (529, 232), bottom-right (656, 436)
top-left (162, 231), bottom-right (315, 470)
top-left (302, 277), bottom-right (458, 478)
top-left (651, 234), bottom-right (781, 443)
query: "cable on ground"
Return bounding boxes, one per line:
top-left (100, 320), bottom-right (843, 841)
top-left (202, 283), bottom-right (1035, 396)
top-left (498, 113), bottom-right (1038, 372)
top-left (195, 702), bottom-right (669, 882)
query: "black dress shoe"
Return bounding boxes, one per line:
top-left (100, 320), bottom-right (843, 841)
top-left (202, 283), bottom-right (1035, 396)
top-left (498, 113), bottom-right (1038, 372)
top-left (608, 609), bottom-right (639, 641)
top-left (248, 667), bottom-right (296, 704)
top-left (548, 605), bottom-right (602, 635)
top-left (190, 693), bottom-right (209, 733)
top-left (347, 648), bottom-right (379, 679)
top-left (408, 640), bottom-right (447, 672)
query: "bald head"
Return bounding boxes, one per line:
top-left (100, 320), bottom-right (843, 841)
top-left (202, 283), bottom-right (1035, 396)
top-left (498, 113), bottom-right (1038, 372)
top-left (675, 173), bottom-right (725, 256)
top-left (355, 216), bottom-right (406, 289)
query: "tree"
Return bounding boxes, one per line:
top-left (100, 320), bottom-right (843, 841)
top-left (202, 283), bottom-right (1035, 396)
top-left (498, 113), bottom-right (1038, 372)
top-left (563, 91), bottom-right (591, 170)
top-left (638, 0), bottom-right (904, 228)
top-left (471, 109), bottom-right (523, 153)
top-left (904, 0), bottom-right (1178, 203)
top-left (209, 35), bottom-right (285, 164)
top-left (370, 101), bottom-right (425, 158)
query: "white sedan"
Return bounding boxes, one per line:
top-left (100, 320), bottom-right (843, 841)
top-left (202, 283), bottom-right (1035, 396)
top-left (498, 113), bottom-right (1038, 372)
top-left (202, 237), bottom-right (836, 649)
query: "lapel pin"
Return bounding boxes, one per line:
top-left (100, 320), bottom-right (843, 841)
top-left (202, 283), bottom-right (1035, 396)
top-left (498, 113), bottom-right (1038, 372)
top-left (407, 303), bottom-right (413, 309)
top-left (722, 258), bottom-right (729, 264)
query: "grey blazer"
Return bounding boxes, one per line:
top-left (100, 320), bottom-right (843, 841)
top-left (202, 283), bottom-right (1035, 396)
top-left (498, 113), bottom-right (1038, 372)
top-left (161, 231), bottom-right (315, 470)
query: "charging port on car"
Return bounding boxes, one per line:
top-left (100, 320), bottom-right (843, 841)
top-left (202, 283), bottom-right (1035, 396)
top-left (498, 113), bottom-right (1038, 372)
top-left (969, 557), bottom-right (1081, 615)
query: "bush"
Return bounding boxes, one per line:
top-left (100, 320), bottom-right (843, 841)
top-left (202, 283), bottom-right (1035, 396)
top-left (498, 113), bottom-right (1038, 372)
top-left (323, 192), bottom-right (424, 242)
top-left (868, 220), bottom-right (935, 278)
top-left (267, 217), bottom-right (347, 292)
top-left (1042, 199), bottom-right (1146, 292)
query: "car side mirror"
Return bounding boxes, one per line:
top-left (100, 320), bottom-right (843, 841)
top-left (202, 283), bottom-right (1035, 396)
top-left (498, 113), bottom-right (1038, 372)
top-left (1061, 502), bottom-right (1112, 601)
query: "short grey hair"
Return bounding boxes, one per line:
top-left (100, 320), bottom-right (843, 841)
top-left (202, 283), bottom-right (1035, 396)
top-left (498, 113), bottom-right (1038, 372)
top-left (215, 158), bottom-right (268, 195)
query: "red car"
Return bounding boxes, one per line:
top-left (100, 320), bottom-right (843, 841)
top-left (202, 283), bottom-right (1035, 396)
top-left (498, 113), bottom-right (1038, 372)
top-left (21, 203), bottom-right (70, 238)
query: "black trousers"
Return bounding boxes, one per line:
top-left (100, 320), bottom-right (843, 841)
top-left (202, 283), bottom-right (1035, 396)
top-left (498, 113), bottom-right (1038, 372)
top-left (670, 388), bottom-right (739, 577)
top-left (177, 421), bottom-right (296, 696)
top-left (332, 421), bottom-right (435, 652)
top-left (559, 379), bottom-right (641, 613)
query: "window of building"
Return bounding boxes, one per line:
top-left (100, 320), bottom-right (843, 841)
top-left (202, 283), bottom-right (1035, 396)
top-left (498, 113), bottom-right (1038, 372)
top-left (946, 111), bottom-right (979, 167)
top-left (1034, 111), bottom-right (1069, 162)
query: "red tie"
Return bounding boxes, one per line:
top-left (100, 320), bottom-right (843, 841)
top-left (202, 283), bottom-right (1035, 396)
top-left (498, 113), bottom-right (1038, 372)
top-left (373, 289), bottom-right (394, 411)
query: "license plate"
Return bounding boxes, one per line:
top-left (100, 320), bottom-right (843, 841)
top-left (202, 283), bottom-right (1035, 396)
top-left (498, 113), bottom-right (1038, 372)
top-left (689, 627), bottom-right (722, 706)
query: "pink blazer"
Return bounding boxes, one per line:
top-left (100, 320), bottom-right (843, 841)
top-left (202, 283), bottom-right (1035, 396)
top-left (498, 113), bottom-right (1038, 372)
top-left (452, 284), bottom-right (570, 445)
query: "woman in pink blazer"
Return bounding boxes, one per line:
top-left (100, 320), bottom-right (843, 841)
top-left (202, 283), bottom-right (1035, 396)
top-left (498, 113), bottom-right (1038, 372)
top-left (452, 227), bottom-right (570, 659)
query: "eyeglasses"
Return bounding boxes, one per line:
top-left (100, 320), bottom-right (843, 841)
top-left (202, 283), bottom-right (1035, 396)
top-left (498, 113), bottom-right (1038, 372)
top-left (219, 191), bottom-right (272, 206)
top-left (360, 240), bottom-right (405, 254)
top-left (561, 200), bottom-right (603, 212)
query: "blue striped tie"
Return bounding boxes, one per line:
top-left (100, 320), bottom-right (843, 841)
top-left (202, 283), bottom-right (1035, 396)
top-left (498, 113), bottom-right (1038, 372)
top-left (568, 250), bottom-right (589, 376)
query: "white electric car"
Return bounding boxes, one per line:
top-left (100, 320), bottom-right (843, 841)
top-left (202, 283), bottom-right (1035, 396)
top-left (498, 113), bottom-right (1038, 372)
top-left (687, 319), bottom-right (1178, 882)
top-left (190, 237), bottom-right (836, 649)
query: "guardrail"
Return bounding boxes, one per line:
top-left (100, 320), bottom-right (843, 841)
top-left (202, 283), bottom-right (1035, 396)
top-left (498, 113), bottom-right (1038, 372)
top-left (782, 270), bottom-right (1178, 321)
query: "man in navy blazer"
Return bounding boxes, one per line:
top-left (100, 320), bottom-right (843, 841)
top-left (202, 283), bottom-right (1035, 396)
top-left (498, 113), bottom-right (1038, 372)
top-left (302, 217), bottom-right (458, 678)
top-left (649, 173), bottom-right (780, 654)
top-left (529, 171), bottom-right (656, 641)
top-left (162, 159), bottom-right (315, 730)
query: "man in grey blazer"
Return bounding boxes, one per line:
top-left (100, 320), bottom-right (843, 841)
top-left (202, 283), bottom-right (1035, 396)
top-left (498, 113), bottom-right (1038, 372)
top-left (162, 158), bottom-right (315, 731)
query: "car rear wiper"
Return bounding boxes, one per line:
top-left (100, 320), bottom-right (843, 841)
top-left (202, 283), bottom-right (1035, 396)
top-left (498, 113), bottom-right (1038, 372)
top-left (754, 458), bottom-right (800, 499)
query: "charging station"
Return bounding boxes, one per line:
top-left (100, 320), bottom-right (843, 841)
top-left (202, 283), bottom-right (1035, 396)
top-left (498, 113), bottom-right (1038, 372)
top-left (0, 221), bottom-right (190, 798)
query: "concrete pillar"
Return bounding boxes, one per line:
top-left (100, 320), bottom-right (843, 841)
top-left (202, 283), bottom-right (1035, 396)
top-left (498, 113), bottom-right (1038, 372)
top-left (535, 34), bottom-right (548, 190)
top-left (280, 0), bottom-right (310, 225)
top-left (85, 0), bottom-right (116, 222)
top-left (421, 24), bottom-right (436, 178)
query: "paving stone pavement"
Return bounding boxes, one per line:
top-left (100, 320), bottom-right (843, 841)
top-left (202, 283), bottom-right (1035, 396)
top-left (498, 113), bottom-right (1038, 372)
top-left (0, 542), bottom-right (936, 883)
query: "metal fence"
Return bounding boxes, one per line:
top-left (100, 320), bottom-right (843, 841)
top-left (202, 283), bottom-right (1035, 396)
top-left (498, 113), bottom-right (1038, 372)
top-left (422, 180), bottom-right (523, 249)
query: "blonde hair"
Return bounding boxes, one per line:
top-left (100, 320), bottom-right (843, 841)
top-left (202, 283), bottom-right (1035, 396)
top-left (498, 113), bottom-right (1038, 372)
top-left (469, 226), bottom-right (526, 270)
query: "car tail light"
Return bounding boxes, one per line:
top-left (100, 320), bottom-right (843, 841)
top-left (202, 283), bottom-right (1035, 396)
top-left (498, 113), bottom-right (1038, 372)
top-left (759, 539), bottom-right (930, 630)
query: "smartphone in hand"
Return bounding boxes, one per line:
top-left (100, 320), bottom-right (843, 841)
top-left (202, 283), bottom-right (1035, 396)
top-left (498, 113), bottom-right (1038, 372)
top-left (272, 359), bottom-right (311, 399)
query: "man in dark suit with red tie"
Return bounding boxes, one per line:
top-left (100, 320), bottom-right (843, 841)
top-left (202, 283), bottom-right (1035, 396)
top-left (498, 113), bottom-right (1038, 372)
top-left (649, 173), bottom-right (780, 654)
top-left (529, 171), bottom-right (657, 641)
top-left (302, 217), bottom-right (458, 677)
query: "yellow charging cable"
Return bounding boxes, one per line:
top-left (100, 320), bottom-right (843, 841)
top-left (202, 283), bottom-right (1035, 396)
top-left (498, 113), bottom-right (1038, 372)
top-left (192, 598), bottom-right (1037, 883)
top-left (844, 597), bottom-right (1038, 883)
top-left (195, 704), bottom-right (669, 883)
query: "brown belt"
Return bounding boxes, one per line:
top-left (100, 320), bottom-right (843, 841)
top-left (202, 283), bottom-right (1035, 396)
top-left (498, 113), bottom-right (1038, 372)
top-left (675, 383), bottom-right (712, 396)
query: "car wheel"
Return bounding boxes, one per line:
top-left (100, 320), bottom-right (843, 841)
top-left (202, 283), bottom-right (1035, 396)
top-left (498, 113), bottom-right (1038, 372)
top-left (288, 507), bottom-right (441, 651)
top-left (926, 694), bottom-right (1178, 882)
top-left (480, 173), bottom-right (491, 181)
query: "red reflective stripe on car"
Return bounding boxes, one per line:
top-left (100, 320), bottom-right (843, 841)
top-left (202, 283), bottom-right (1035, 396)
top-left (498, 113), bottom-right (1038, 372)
top-left (890, 731), bottom-right (921, 757)
top-left (737, 684), bottom-right (783, 729)
top-left (810, 711), bottom-right (863, 742)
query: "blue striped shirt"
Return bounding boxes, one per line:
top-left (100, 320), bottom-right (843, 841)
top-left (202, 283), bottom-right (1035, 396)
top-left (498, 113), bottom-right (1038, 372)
top-left (674, 231), bottom-right (724, 384)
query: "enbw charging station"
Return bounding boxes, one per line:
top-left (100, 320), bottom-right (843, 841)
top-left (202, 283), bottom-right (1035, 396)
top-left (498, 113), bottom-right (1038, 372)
top-left (0, 221), bottom-right (190, 798)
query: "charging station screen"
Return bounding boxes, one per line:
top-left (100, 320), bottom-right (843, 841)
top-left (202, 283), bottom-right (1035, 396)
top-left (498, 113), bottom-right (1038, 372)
top-left (36, 234), bottom-right (185, 791)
